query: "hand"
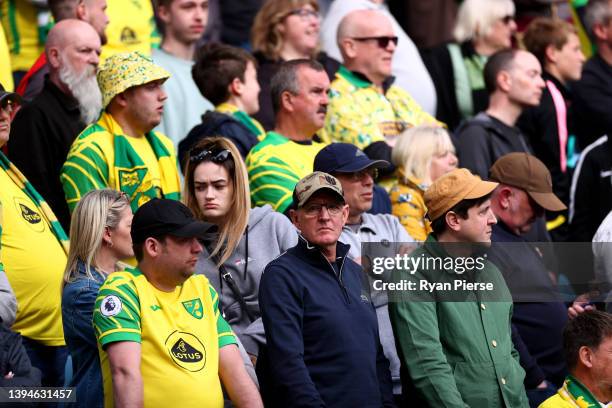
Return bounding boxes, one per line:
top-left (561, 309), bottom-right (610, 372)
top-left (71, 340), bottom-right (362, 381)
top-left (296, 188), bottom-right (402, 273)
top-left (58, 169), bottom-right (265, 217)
top-left (568, 293), bottom-right (595, 319)
top-left (4, 371), bottom-right (14, 379)
top-left (248, 353), bottom-right (257, 367)
top-left (536, 380), bottom-right (548, 389)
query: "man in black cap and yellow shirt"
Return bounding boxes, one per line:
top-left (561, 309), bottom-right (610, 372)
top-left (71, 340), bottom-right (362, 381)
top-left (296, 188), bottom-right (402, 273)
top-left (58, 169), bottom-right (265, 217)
top-left (487, 152), bottom-right (569, 407)
top-left (93, 198), bottom-right (262, 407)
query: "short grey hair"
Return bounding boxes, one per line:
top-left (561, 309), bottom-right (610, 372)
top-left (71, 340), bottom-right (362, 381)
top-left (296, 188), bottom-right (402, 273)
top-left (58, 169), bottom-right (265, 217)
top-left (270, 59), bottom-right (324, 114)
top-left (585, 0), bottom-right (612, 37)
top-left (453, 0), bottom-right (515, 42)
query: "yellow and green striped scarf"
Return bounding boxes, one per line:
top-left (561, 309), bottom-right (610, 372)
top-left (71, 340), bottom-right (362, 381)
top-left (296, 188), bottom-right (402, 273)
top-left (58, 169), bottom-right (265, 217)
top-left (0, 152), bottom-right (69, 255)
top-left (558, 375), bottom-right (602, 408)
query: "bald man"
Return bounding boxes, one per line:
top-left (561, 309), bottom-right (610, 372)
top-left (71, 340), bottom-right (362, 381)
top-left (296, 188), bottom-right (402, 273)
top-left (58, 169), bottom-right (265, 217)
top-left (323, 9), bottom-right (440, 174)
top-left (8, 19), bottom-right (101, 230)
top-left (18, 0), bottom-right (109, 100)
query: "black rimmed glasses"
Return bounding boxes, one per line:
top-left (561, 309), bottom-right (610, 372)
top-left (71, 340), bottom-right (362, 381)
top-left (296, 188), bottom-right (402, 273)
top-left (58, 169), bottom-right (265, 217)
top-left (189, 148), bottom-right (232, 164)
top-left (351, 36), bottom-right (399, 49)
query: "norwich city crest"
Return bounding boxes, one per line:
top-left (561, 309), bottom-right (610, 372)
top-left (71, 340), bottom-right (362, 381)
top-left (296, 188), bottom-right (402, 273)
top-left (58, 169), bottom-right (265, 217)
top-left (182, 298), bottom-right (203, 319)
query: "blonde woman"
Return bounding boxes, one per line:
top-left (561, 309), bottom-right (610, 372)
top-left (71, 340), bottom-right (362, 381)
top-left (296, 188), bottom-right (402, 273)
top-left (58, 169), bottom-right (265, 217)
top-left (250, 0), bottom-right (340, 130)
top-left (183, 137), bottom-right (297, 363)
top-left (61, 189), bottom-right (133, 408)
top-left (390, 126), bottom-right (458, 241)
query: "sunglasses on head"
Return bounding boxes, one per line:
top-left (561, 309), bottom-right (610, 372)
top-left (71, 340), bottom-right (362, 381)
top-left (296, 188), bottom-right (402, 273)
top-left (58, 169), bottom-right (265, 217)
top-left (352, 36), bottom-right (399, 49)
top-left (189, 148), bottom-right (232, 164)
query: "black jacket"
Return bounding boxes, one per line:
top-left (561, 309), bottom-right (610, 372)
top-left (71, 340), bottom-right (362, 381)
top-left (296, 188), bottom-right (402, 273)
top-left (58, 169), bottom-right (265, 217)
top-left (572, 54), bottom-right (612, 150)
top-left (421, 41), bottom-right (489, 131)
top-left (569, 135), bottom-right (612, 242)
top-left (517, 73), bottom-right (573, 206)
top-left (258, 236), bottom-right (395, 407)
top-left (178, 110), bottom-right (259, 171)
top-left (489, 222), bottom-right (568, 388)
top-left (454, 112), bottom-right (531, 179)
top-left (252, 51), bottom-right (341, 131)
top-left (0, 324), bottom-right (41, 389)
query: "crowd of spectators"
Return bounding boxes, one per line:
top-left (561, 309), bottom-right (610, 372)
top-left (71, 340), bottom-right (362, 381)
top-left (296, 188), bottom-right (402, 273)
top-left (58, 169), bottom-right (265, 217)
top-left (1, 0), bottom-right (612, 407)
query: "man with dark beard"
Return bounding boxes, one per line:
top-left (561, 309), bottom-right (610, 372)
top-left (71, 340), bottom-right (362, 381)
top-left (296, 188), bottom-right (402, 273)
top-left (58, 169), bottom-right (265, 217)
top-left (8, 20), bottom-right (102, 230)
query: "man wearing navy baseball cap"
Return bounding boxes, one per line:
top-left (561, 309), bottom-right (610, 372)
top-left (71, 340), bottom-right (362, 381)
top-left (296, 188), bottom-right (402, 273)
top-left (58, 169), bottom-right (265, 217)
top-left (92, 199), bottom-right (263, 407)
top-left (314, 142), bottom-right (413, 402)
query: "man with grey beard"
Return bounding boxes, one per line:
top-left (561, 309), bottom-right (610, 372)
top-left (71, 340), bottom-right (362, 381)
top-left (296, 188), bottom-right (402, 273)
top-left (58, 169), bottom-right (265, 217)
top-left (8, 19), bottom-right (101, 230)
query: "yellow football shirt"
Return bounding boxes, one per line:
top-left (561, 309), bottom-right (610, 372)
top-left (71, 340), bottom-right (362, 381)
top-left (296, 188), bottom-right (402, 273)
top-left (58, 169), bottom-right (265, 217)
top-left (0, 0), bottom-right (46, 72)
top-left (0, 168), bottom-right (65, 345)
top-left (0, 23), bottom-right (14, 90)
top-left (94, 268), bottom-right (236, 408)
top-left (99, 0), bottom-right (158, 62)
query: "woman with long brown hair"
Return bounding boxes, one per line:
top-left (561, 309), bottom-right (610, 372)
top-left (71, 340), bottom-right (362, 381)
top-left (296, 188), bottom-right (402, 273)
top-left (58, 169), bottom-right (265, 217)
top-left (183, 136), bottom-right (297, 363)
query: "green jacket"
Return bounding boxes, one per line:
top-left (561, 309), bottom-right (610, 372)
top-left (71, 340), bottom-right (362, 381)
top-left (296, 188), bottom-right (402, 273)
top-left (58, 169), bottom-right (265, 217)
top-left (389, 235), bottom-right (528, 407)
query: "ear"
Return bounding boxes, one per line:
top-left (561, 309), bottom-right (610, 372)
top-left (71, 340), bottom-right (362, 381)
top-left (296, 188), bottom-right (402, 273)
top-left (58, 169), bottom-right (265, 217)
top-left (47, 47), bottom-right (61, 69)
top-left (497, 70), bottom-right (512, 93)
top-left (228, 77), bottom-right (243, 97)
top-left (340, 203), bottom-right (349, 226)
top-left (340, 38), bottom-right (357, 59)
top-left (76, 1), bottom-right (87, 20)
top-left (102, 226), bottom-right (113, 246)
top-left (115, 91), bottom-right (130, 108)
top-left (157, 5), bottom-right (171, 24)
top-left (144, 237), bottom-right (162, 259)
top-left (280, 90), bottom-right (294, 113)
top-left (578, 345), bottom-right (595, 368)
top-left (545, 44), bottom-right (558, 65)
top-left (498, 186), bottom-right (513, 210)
top-left (593, 22), bottom-right (608, 42)
top-left (445, 211), bottom-right (462, 232)
top-left (289, 209), bottom-right (301, 231)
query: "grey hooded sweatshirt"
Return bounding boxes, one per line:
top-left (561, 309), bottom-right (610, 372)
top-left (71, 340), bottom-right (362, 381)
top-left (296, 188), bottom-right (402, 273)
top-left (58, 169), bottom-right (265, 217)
top-left (195, 205), bottom-right (297, 356)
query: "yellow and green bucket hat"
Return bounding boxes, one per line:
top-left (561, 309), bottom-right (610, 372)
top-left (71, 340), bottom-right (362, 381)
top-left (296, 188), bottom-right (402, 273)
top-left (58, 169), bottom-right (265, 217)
top-left (97, 51), bottom-right (170, 108)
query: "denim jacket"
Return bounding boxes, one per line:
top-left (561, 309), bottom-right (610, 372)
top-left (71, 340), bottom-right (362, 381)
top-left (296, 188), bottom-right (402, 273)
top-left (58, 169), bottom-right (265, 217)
top-left (61, 260), bottom-right (105, 408)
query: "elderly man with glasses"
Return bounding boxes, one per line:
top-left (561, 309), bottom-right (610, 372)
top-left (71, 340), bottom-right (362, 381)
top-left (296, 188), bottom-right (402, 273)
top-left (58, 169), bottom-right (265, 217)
top-left (258, 171), bottom-right (395, 407)
top-left (323, 8), bottom-right (440, 177)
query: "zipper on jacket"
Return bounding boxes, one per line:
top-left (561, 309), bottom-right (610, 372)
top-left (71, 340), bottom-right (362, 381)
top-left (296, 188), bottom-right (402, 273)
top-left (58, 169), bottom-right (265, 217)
top-left (323, 255), bottom-right (350, 304)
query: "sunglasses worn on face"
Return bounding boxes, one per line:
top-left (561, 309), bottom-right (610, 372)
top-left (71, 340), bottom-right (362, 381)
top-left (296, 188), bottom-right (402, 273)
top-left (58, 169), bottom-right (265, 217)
top-left (352, 36), bottom-right (399, 49)
top-left (189, 148), bottom-right (232, 164)
top-left (0, 100), bottom-right (15, 114)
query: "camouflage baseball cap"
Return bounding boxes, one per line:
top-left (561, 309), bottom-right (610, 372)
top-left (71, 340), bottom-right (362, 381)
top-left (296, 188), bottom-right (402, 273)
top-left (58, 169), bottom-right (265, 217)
top-left (97, 51), bottom-right (170, 108)
top-left (293, 171), bottom-right (345, 209)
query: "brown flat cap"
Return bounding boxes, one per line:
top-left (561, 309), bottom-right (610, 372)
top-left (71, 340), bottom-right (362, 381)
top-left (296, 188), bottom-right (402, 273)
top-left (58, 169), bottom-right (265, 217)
top-left (424, 168), bottom-right (498, 221)
top-left (489, 153), bottom-right (566, 212)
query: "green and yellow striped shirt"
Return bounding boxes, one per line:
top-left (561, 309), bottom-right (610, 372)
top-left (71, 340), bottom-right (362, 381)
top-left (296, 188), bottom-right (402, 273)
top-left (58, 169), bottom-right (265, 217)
top-left (61, 112), bottom-right (181, 213)
top-left (246, 131), bottom-right (325, 212)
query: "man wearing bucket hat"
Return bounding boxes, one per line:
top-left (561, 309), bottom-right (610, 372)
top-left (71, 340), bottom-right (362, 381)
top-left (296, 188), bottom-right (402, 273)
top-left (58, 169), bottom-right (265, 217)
top-left (61, 51), bottom-right (181, 214)
top-left (389, 168), bottom-right (529, 407)
top-left (258, 171), bottom-right (394, 407)
top-left (487, 152), bottom-right (569, 406)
